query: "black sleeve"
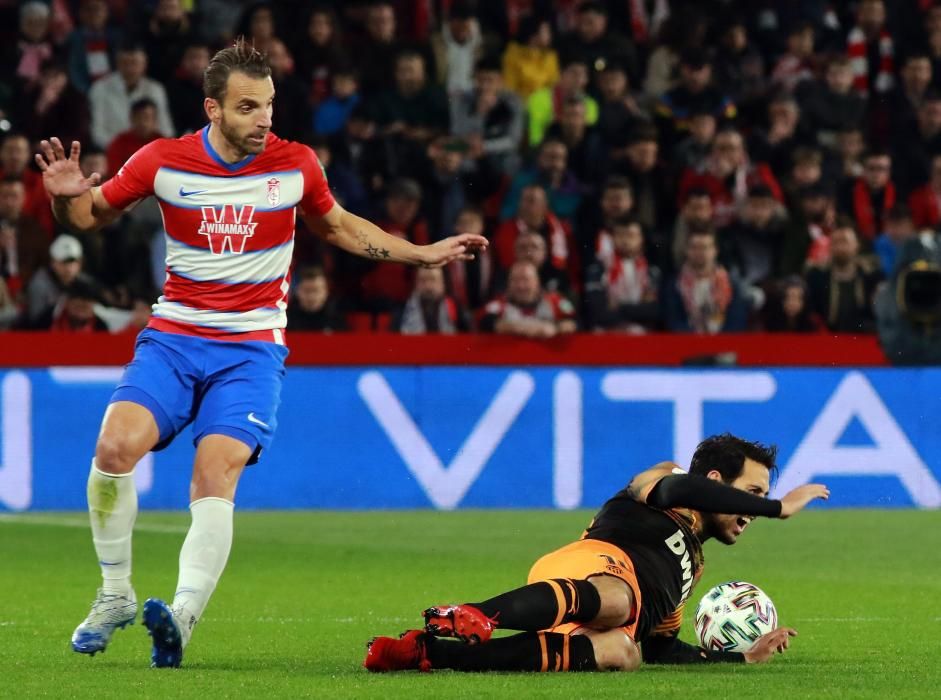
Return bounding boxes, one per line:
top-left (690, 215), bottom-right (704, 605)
top-left (642, 634), bottom-right (746, 664)
top-left (646, 474), bottom-right (782, 517)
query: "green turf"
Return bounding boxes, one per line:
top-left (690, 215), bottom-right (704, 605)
top-left (1, 510), bottom-right (939, 698)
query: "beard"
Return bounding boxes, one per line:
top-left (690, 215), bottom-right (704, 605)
top-left (219, 115), bottom-right (267, 158)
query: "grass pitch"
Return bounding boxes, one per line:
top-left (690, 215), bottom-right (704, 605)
top-left (1, 510), bottom-right (939, 698)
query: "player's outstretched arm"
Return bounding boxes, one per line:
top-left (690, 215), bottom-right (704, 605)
top-left (35, 137), bottom-right (121, 233)
top-left (643, 474), bottom-right (829, 518)
top-left (302, 203), bottom-right (487, 268)
top-left (643, 631), bottom-right (746, 664)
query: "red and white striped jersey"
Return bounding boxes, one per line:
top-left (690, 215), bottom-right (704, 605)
top-left (100, 127), bottom-right (336, 344)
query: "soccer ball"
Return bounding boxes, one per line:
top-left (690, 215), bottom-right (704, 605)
top-left (694, 581), bottom-right (778, 653)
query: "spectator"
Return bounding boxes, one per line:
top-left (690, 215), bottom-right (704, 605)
top-left (643, 11), bottom-right (709, 98)
top-left (526, 56), bottom-right (598, 147)
top-left (797, 56), bottom-right (866, 149)
top-left (0, 177), bottom-right (48, 298)
top-left (670, 187), bottom-right (715, 271)
top-left (89, 41), bottom-right (174, 149)
top-left (23, 234), bottom-right (97, 327)
top-left (314, 66), bottom-right (361, 137)
top-left (266, 38), bottom-right (311, 142)
top-left (908, 153), bottom-right (941, 229)
top-left (584, 217), bottom-right (661, 333)
top-left (347, 178), bottom-right (430, 311)
top-left (595, 60), bottom-right (647, 151)
top-left (14, 59), bottom-right (91, 152)
top-left (672, 105), bottom-right (717, 171)
top-left (749, 94), bottom-right (805, 181)
top-left (500, 138), bottom-right (582, 224)
top-left (106, 99), bottom-right (163, 174)
top-left (143, 0), bottom-right (195, 85)
top-left (678, 128), bottom-right (783, 229)
top-left (417, 136), bottom-right (476, 241)
top-left (430, 1), bottom-right (484, 97)
top-left (891, 91), bottom-right (941, 196)
top-left (35, 277), bottom-right (109, 332)
top-left (449, 56), bottom-right (525, 178)
top-left (493, 183), bottom-right (577, 284)
top-left (354, 1), bottom-right (431, 98)
top-left (294, 5), bottom-right (348, 106)
top-left (308, 137), bottom-right (368, 218)
top-left (167, 42), bottom-right (212, 135)
top-left (442, 206), bottom-right (493, 311)
top-left (369, 50), bottom-right (450, 149)
top-left (846, 0), bottom-right (894, 98)
top-left (839, 150), bottom-right (896, 243)
top-left (286, 267), bottom-right (347, 332)
top-left (0, 132), bottom-right (53, 237)
top-left (65, 0), bottom-right (120, 94)
top-left (508, 230), bottom-right (572, 298)
top-left (886, 52), bottom-right (933, 145)
top-left (770, 21), bottom-right (816, 93)
top-left (875, 203), bottom-right (916, 276)
top-left (783, 147), bottom-right (824, 205)
top-left (781, 182), bottom-right (838, 275)
top-left (392, 266), bottom-right (470, 334)
top-left (606, 125), bottom-right (669, 238)
top-left (655, 48), bottom-right (736, 149)
top-left (480, 260), bottom-right (577, 337)
top-left (2, 1), bottom-right (54, 91)
top-left (805, 223), bottom-right (884, 333)
top-left (665, 229), bottom-right (747, 333)
top-left (718, 185), bottom-right (788, 287)
top-left (544, 96), bottom-right (605, 188)
top-left (576, 175), bottom-right (634, 265)
top-left (834, 127), bottom-right (866, 181)
top-left (764, 276), bottom-right (822, 333)
top-left (501, 16), bottom-right (558, 99)
top-left (235, 2), bottom-right (279, 54)
top-left (713, 18), bottom-right (765, 111)
top-left (557, 1), bottom-right (639, 85)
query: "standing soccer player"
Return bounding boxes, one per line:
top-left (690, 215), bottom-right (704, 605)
top-left (36, 39), bottom-right (487, 668)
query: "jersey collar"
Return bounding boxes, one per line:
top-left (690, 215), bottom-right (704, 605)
top-left (201, 125), bottom-right (258, 172)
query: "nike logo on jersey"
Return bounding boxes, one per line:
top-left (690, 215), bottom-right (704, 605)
top-left (247, 413), bottom-right (270, 429)
top-left (179, 187), bottom-right (208, 197)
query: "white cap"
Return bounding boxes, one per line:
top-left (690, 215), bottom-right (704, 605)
top-left (50, 234), bottom-right (83, 262)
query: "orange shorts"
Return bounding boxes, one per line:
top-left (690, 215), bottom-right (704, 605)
top-left (527, 539), bottom-right (642, 640)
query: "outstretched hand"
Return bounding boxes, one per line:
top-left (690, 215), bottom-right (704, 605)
top-left (779, 483), bottom-right (830, 519)
top-left (417, 233), bottom-right (488, 269)
top-left (35, 137), bottom-right (100, 198)
top-left (744, 627), bottom-right (797, 663)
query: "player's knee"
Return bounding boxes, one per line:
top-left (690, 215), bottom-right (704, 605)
top-left (590, 576), bottom-right (634, 627)
top-left (94, 434), bottom-right (141, 475)
top-left (589, 630), bottom-right (641, 672)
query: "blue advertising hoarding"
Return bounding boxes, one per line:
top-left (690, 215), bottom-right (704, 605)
top-left (0, 367), bottom-right (938, 511)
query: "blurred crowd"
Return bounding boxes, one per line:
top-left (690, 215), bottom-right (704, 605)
top-left (1, 0), bottom-right (940, 346)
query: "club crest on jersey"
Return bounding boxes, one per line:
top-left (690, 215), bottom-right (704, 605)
top-left (266, 177), bottom-right (281, 207)
top-left (198, 205), bottom-right (258, 254)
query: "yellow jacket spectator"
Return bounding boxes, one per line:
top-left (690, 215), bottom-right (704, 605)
top-left (502, 17), bottom-right (559, 99)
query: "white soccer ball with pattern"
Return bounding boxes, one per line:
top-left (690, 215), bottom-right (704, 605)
top-left (694, 581), bottom-right (778, 653)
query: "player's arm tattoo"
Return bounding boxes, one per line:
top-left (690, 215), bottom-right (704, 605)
top-left (356, 229), bottom-right (391, 260)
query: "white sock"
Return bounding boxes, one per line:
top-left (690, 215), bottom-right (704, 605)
top-left (87, 459), bottom-right (137, 595)
top-left (172, 497), bottom-right (234, 646)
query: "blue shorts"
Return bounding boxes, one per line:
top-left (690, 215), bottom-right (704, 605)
top-left (111, 328), bottom-right (289, 465)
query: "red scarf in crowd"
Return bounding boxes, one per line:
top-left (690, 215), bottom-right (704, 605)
top-left (847, 25), bottom-right (894, 95)
top-left (678, 265), bottom-right (732, 333)
top-left (852, 179), bottom-right (895, 240)
top-left (606, 254), bottom-right (650, 306)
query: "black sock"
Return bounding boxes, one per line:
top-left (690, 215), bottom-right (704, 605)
top-left (470, 579), bottom-right (602, 630)
top-left (426, 632), bottom-right (597, 672)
